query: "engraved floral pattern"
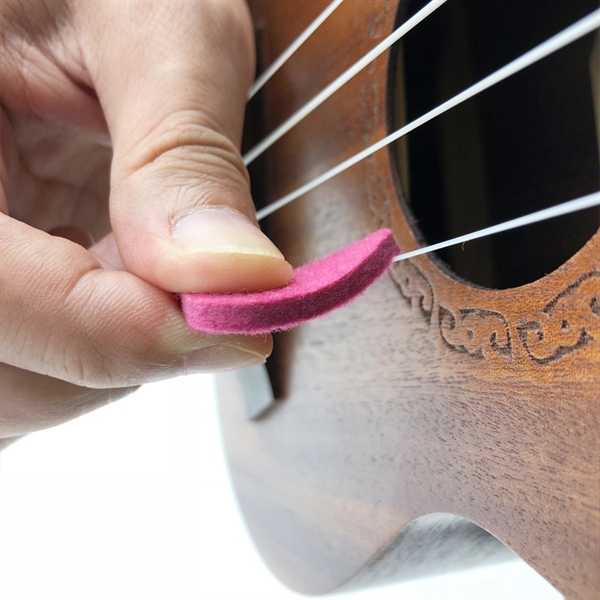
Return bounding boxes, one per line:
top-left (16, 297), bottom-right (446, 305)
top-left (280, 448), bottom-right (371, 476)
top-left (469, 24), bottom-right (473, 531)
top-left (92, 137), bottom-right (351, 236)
top-left (390, 261), bottom-right (433, 323)
top-left (517, 271), bottom-right (599, 364)
top-left (390, 258), bottom-right (598, 364)
top-left (439, 307), bottom-right (512, 360)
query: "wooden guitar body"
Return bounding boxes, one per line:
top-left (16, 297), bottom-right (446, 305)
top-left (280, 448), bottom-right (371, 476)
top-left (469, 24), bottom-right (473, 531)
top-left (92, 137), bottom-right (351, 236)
top-left (216, 1), bottom-right (600, 598)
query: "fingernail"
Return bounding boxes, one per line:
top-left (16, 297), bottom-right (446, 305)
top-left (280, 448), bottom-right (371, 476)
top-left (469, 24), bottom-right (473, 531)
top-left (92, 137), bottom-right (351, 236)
top-left (183, 343), bottom-right (267, 373)
top-left (173, 209), bottom-right (284, 259)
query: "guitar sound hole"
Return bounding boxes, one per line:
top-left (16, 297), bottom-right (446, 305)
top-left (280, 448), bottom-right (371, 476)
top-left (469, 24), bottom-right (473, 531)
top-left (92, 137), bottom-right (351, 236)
top-left (390, 0), bottom-right (600, 289)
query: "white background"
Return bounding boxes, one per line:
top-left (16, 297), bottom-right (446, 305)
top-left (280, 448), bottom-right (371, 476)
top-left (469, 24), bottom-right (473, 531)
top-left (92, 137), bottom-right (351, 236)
top-left (0, 374), bottom-right (563, 600)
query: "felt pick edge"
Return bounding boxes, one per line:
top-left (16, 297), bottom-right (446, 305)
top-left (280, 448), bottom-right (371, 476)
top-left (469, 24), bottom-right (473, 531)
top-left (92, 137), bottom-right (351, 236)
top-left (181, 229), bottom-right (400, 335)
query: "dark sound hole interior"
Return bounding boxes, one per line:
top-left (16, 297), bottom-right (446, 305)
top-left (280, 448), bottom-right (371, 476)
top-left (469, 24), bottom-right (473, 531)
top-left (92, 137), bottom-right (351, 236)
top-left (390, 0), bottom-right (600, 289)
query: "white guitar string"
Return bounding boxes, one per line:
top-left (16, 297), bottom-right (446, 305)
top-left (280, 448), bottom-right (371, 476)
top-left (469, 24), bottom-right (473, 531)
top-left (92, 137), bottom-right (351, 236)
top-left (392, 193), bottom-right (600, 262)
top-left (248, 0), bottom-right (345, 100)
top-left (243, 0), bottom-right (447, 165)
top-left (255, 9), bottom-right (600, 222)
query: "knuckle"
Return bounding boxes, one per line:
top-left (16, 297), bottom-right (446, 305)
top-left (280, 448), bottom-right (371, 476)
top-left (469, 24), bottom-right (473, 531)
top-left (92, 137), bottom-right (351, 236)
top-left (124, 112), bottom-right (247, 180)
top-left (61, 272), bottom-right (187, 388)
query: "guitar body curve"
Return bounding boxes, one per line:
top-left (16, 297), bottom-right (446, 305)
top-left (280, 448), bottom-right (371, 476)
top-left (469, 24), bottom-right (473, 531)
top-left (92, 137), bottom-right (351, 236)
top-left (216, 1), bottom-right (600, 598)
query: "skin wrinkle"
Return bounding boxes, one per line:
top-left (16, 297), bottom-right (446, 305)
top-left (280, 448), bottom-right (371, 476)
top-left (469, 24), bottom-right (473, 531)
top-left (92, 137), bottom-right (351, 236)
top-left (149, 160), bottom-right (250, 207)
top-left (161, 170), bottom-right (253, 233)
top-left (0, 313), bottom-right (26, 364)
top-left (0, 39), bottom-right (30, 114)
top-left (1, 0), bottom-right (95, 101)
top-left (58, 268), bottom-right (215, 387)
top-left (0, 238), bottom-right (120, 386)
top-left (150, 145), bottom-right (250, 186)
top-left (142, 149), bottom-right (254, 229)
top-left (2, 35), bottom-right (96, 128)
top-left (68, 338), bottom-right (124, 390)
top-left (0, 229), bottom-right (63, 324)
top-left (117, 114), bottom-right (247, 179)
top-left (23, 312), bottom-right (69, 381)
top-left (135, 150), bottom-right (247, 201)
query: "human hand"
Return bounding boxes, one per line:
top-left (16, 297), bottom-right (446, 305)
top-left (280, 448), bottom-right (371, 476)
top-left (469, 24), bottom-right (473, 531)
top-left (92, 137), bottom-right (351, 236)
top-left (0, 0), bottom-right (292, 440)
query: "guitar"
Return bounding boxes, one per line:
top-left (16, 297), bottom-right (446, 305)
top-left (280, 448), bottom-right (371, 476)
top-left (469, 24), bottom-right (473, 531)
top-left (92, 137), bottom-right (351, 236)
top-left (216, 1), bottom-right (600, 598)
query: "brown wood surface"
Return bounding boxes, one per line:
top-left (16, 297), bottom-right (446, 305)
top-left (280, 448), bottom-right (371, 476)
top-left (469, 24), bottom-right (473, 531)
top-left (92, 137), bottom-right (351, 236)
top-left (217, 1), bottom-right (600, 598)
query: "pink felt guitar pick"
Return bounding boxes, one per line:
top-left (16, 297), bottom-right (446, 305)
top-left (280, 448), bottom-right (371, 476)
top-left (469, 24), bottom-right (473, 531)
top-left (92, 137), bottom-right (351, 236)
top-left (181, 229), bottom-right (399, 335)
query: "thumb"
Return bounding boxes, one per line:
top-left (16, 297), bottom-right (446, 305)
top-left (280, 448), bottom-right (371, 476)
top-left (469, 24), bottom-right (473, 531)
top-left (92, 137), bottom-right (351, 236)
top-left (80, 1), bottom-right (292, 293)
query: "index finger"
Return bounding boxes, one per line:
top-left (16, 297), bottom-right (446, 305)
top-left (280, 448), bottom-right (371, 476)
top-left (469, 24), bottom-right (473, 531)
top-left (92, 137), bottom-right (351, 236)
top-left (0, 215), bottom-right (271, 388)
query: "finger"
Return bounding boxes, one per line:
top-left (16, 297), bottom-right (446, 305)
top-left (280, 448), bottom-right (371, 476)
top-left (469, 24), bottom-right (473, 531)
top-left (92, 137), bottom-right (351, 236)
top-left (0, 214), bottom-right (272, 388)
top-left (77, 0), bottom-right (293, 293)
top-left (0, 363), bottom-right (136, 438)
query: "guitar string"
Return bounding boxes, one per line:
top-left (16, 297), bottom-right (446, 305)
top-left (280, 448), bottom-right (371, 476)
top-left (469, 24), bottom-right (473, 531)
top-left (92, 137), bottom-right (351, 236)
top-left (248, 0), bottom-right (345, 100)
top-left (392, 193), bottom-right (600, 263)
top-left (243, 0), bottom-right (447, 165)
top-left (254, 8), bottom-right (600, 234)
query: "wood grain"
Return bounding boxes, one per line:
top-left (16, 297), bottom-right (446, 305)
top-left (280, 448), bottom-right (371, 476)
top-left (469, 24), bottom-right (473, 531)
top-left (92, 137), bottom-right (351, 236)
top-left (217, 1), bottom-right (600, 598)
